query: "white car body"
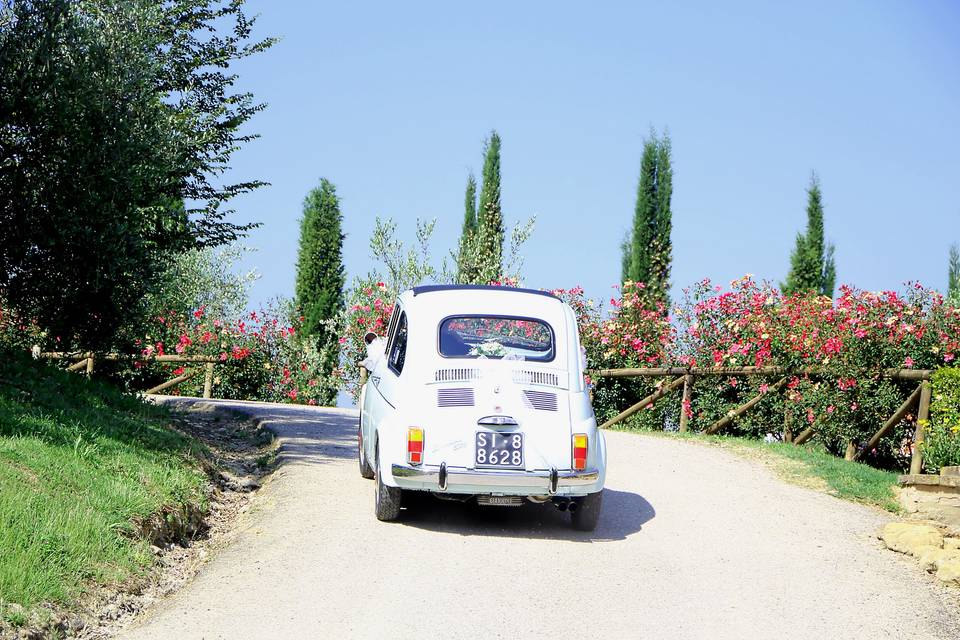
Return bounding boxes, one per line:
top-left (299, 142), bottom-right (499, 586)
top-left (358, 285), bottom-right (606, 529)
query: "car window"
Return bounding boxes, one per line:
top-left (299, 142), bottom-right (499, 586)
top-left (388, 311), bottom-right (408, 375)
top-left (383, 305), bottom-right (400, 358)
top-left (439, 316), bottom-right (554, 362)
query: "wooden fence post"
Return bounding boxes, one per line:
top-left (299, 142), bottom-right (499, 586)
top-left (704, 377), bottom-right (788, 436)
top-left (85, 356), bottom-right (94, 377)
top-left (599, 376), bottom-right (686, 430)
top-left (844, 441), bottom-right (857, 461)
top-left (793, 425), bottom-right (816, 446)
top-left (145, 369), bottom-right (200, 395)
top-left (203, 362), bottom-right (215, 399)
top-left (854, 383), bottom-right (922, 461)
top-left (783, 401), bottom-right (794, 443)
top-left (66, 359), bottom-right (89, 373)
top-left (678, 374), bottom-right (694, 433)
top-left (909, 380), bottom-right (932, 475)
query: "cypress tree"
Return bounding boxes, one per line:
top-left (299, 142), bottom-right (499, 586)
top-left (620, 231), bottom-right (632, 283)
top-left (783, 173), bottom-right (835, 297)
top-left (949, 243), bottom-right (960, 304)
top-left (625, 131), bottom-right (673, 310)
top-left (456, 173), bottom-right (479, 283)
top-left (463, 173), bottom-right (478, 235)
top-left (475, 131), bottom-right (504, 283)
top-left (294, 178), bottom-right (345, 405)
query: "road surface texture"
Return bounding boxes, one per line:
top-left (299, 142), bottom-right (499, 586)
top-left (122, 399), bottom-right (960, 640)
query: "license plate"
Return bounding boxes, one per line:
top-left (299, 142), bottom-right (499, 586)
top-left (475, 431), bottom-right (524, 468)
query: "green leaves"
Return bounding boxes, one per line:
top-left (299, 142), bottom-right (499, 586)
top-left (923, 367), bottom-right (960, 472)
top-left (783, 173), bottom-right (836, 297)
top-left (0, 1), bottom-right (272, 350)
top-left (624, 130), bottom-right (673, 311)
top-left (947, 244), bottom-right (960, 306)
top-left (294, 179), bottom-right (345, 406)
top-left (457, 131), bottom-right (505, 285)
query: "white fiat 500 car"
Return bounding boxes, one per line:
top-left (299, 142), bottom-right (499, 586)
top-left (358, 285), bottom-right (606, 531)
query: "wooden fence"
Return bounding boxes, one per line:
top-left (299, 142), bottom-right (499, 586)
top-left (39, 352), bottom-right (224, 399)
top-left (592, 366), bottom-right (933, 474)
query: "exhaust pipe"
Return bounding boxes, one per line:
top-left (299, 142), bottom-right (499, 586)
top-left (557, 501), bottom-right (568, 512)
top-left (568, 501), bottom-right (578, 513)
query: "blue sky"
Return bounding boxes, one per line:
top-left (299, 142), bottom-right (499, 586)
top-left (224, 0), bottom-right (959, 310)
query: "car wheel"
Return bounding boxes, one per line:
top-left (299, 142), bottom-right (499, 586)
top-left (571, 490), bottom-right (603, 532)
top-left (358, 420), bottom-right (374, 479)
top-left (374, 442), bottom-right (402, 521)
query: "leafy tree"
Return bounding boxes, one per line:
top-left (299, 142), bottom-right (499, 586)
top-left (0, 0), bottom-right (273, 350)
top-left (949, 243), bottom-right (960, 305)
top-left (624, 131), bottom-right (673, 310)
top-left (783, 173), bottom-right (836, 297)
top-left (295, 179), bottom-right (345, 405)
top-left (455, 173), bottom-right (479, 283)
top-left (146, 244), bottom-right (260, 323)
top-left (475, 131), bottom-right (504, 284)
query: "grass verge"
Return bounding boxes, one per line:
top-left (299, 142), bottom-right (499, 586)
top-left (0, 350), bottom-right (207, 625)
top-left (609, 424), bottom-right (901, 513)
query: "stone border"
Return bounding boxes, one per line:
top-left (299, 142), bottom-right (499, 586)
top-left (898, 467), bottom-right (960, 528)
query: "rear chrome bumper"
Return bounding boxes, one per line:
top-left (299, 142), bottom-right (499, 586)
top-left (391, 463), bottom-right (599, 495)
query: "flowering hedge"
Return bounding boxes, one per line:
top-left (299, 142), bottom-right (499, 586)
top-left (124, 305), bottom-right (338, 405)
top-left (554, 283), bottom-right (675, 431)
top-left (338, 278), bottom-right (394, 401)
top-left (569, 276), bottom-right (960, 468)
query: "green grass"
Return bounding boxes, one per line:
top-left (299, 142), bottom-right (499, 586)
top-left (0, 350), bottom-right (207, 618)
top-left (610, 423), bottom-right (901, 513)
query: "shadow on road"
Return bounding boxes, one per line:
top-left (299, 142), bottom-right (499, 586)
top-left (398, 488), bottom-right (655, 542)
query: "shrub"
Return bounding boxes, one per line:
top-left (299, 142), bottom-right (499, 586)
top-left (673, 277), bottom-right (960, 465)
top-left (557, 282), bottom-right (674, 429)
top-left (923, 368), bottom-right (960, 472)
top-left (125, 303), bottom-right (338, 406)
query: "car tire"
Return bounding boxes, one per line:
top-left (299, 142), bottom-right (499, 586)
top-left (358, 420), bottom-right (374, 479)
top-left (374, 442), bottom-right (402, 521)
top-left (571, 490), bottom-right (603, 532)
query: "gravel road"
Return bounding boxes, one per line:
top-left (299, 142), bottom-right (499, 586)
top-left (120, 400), bottom-right (960, 640)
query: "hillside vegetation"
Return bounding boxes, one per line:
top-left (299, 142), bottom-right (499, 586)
top-left (0, 351), bottom-right (206, 625)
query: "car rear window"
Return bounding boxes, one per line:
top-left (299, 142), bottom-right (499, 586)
top-left (439, 316), bottom-right (554, 362)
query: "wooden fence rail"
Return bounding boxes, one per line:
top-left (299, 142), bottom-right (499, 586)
top-left (591, 366), bottom-right (934, 473)
top-left (37, 352), bottom-right (225, 399)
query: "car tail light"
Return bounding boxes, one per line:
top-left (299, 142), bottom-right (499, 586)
top-left (407, 428), bottom-right (423, 465)
top-left (572, 433), bottom-right (587, 470)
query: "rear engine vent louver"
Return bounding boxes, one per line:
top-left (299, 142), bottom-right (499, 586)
top-left (435, 368), bottom-right (481, 383)
top-left (437, 387), bottom-right (475, 407)
top-left (523, 390), bottom-right (558, 412)
top-left (512, 370), bottom-right (559, 387)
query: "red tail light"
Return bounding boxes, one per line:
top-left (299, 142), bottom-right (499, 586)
top-left (407, 428), bottom-right (423, 465)
top-left (572, 433), bottom-right (587, 470)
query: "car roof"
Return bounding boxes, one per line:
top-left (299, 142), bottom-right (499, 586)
top-left (410, 284), bottom-right (561, 300)
top-left (397, 285), bottom-right (567, 325)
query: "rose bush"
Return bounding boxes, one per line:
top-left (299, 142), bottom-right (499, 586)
top-left (554, 283), bottom-right (675, 429)
top-left (125, 303), bottom-right (338, 405)
top-left (338, 278), bottom-right (394, 401)
top-left (671, 277), bottom-right (960, 466)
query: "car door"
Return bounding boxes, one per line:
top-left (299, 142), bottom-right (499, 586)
top-left (362, 304), bottom-right (406, 459)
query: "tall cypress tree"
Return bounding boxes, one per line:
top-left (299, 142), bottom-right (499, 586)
top-left (948, 243), bottom-right (960, 304)
top-left (783, 173), bottom-right (835, 297)
top-left (625, 131), bottom-right (673, 310)
top-left (456, 173), bottom-right (479, 283)
top-left (475, 131), bottom-right (504, 283)
top-left (294, 178), bottom-right (345, 405)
